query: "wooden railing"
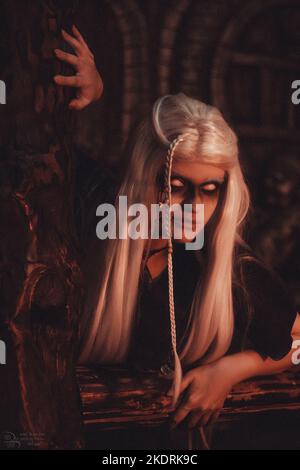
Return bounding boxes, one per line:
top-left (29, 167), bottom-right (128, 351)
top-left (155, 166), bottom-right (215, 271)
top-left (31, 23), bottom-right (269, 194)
top-left (77, 365), bottom-right (300, 449)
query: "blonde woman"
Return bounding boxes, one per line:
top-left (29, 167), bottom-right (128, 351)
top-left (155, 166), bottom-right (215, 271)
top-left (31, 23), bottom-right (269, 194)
top-left (55, 27), bottom-right (300, 434)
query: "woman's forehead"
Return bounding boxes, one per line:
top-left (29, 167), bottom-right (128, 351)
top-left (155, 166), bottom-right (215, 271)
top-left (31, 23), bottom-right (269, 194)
top-left (172, 160), bottom-right (225, 184)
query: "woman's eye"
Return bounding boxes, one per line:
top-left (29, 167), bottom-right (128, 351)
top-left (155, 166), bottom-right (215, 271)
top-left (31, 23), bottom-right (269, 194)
top-left (200, 183), bottom-right (220, 195)
top-left (170, 178), bottom-right (185, 190)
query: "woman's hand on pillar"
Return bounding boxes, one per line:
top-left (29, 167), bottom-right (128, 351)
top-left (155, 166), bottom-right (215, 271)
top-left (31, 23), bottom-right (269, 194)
top-left (54, 25), bottom-right (104, 110)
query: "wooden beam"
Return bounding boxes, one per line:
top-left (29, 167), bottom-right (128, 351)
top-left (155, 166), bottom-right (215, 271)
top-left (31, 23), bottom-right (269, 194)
top-left (78, 366), bottom-right (300, 431)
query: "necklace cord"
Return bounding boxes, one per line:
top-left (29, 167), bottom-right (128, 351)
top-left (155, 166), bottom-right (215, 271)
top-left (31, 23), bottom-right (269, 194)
top-left (164, 134), bottom-right (210, 451)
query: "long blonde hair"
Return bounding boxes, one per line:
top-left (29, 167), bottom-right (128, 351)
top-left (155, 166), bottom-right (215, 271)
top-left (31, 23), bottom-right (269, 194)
top-left (79, 93), bottom-right (250, 399)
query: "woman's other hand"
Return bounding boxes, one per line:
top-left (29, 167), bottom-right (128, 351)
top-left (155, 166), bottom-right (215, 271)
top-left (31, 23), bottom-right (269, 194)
top-left (54, 25), bottom-right (103, 110)
top-left (168, 358), bottom-right (235, 429)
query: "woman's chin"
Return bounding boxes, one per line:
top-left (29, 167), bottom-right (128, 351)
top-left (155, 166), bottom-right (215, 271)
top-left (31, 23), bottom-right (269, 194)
top-left (173, 233), bottom-right (201, 244)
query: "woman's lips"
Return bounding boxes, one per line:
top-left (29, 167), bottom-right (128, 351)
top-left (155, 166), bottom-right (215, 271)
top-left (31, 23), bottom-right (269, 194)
top-left (173, 212), bottom-right (203, 237)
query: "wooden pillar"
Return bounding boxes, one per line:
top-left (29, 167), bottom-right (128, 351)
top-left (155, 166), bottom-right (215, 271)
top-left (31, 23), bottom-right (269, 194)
top-left (0, 0), bottom-right (83, 449)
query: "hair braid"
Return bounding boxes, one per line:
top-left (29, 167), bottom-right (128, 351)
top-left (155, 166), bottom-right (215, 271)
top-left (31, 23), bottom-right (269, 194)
top-left (162, 134), bottom-right (189, 408)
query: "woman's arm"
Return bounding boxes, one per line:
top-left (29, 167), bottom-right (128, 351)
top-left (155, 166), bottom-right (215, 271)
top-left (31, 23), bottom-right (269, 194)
top-left (170, 312), bottom-right (300, 429)
top-left (221, 311), bottom-right (300, 381)
top-left (54, 25), bottom-right (103, 110)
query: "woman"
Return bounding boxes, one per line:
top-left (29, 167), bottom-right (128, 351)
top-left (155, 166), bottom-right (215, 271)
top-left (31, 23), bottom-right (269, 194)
top-left (54, 26), bottom-right (300, 434)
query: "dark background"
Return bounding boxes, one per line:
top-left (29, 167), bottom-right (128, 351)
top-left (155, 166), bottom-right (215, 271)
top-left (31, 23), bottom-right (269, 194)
top-left (0, 0), bottom-right (300, 449)
top-left (1, 0), bottom-right (299, 307)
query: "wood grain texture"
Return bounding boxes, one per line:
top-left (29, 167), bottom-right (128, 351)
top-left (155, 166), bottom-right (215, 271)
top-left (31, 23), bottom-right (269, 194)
top-left (78, 365), bottom-right (300, 431)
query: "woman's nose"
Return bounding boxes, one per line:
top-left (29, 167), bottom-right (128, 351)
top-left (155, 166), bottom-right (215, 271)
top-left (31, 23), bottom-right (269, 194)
top-left (183, 188), bottom-right (203, 209)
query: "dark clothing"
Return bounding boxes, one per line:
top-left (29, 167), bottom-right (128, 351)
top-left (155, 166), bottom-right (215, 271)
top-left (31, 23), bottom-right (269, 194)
top-left (125, 241), bottom-right (298, 373)
top-left (126, 243), bottom-right (202, 372)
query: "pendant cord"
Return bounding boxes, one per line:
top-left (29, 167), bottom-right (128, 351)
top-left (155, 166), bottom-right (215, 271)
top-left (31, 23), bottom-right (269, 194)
top-left (164, 135), bottom-right (185, 407)
top-left (164, 133), bottom-right (210, 450)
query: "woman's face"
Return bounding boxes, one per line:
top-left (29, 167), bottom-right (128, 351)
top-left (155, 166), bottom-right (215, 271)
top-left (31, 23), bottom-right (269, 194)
top-left (169, 160), bottom-right (226, 244)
